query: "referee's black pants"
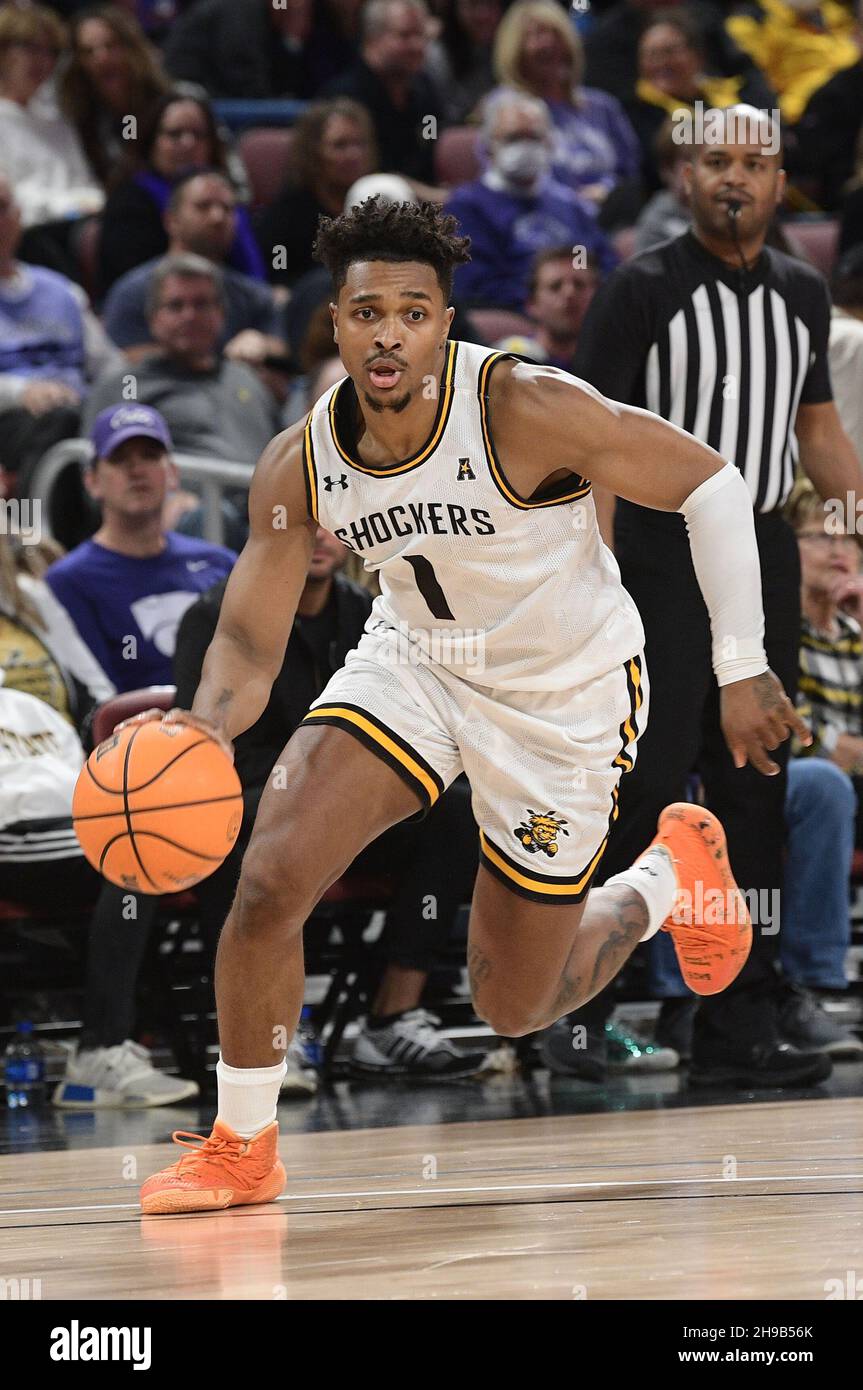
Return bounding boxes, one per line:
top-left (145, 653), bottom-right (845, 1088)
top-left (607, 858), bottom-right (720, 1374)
top-left (590, 505), bottom-right (800, 1054)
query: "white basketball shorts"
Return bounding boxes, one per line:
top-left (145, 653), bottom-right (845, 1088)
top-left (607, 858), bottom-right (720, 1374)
top-left (300, 620), bottom-right (649, 904)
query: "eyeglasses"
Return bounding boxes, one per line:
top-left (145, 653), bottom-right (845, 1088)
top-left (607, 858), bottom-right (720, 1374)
top-left (797, 531), bottom-right (858, 548)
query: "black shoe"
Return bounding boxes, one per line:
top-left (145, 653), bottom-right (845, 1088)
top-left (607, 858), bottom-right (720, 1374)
top-left (655, 997), bottom-right (697, 1062)
top-left (539, 1019), bottom-right (607, 1079)
top-left (688, 1041), bottom-right (832, 1088)
top-left (778, 984), bottom-right (863, 1059)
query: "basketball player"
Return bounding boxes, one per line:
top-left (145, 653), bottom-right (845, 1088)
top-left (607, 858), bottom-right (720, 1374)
top-left (129, 199), bottom-right (809, 1214)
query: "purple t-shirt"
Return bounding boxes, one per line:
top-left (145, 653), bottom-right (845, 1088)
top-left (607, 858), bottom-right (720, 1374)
top-left (446, 176), bottom-right (617, 309)
top-left (46, 532), bottom-right (236, 693)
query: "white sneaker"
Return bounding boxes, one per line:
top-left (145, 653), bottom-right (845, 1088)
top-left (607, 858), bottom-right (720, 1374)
top-left (351, 1009), bottom-right (488, 1078)
top-left (281, 1035), bottom-right (318, 1097)
top-left (52, 1040), bottom-right (199, 1108)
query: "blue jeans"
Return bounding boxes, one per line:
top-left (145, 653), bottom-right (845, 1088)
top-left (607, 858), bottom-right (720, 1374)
top-left (646, 756), bottom-right (856, 996)
top-left (781, 757), bottom-right (856, 990)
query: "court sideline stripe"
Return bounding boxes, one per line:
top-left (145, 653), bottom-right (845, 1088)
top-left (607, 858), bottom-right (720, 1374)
top-left (3, 1168), bottom-right (862, 1217)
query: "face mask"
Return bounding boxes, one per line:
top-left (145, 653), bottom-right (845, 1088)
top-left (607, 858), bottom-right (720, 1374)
top-left (494, 139), bottom-right (552, 186)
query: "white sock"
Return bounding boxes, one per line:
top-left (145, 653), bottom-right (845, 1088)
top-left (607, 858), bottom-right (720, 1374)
top-left (604, 845), bottom-right (679, 943)
top-left (216, 1056), bottom-right (287, 1139)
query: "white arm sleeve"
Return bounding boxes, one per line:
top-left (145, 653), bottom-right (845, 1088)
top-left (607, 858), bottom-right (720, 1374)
top-left (678, 462), bottom-right (769, 688)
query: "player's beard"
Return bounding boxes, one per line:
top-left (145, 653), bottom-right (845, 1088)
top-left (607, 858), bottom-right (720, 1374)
top-left (361, 387), bottom-right (413, 414)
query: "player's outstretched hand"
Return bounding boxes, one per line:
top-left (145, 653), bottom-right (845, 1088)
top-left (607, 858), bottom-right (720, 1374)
top-left (720, 669), bottom-right (812, 776)
top-left (112, 708), bottom-right (235, 762)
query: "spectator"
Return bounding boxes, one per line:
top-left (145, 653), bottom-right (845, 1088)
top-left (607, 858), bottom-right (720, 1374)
top-left (83, 255), bottom-right (283, 466)
top-left (491, 0), bottom-right (641, 213)
top-left (584, 0), bottom-right (772, 107)
top-left (838, 126), bottom-right (863, 255)
top-left (0, 685), bottom-right (101, 916)
top-left (827, 247), bottom-right (863, 468)
top-left (776, 479), bottom-right (863, 1046)
top-left (0, 528), bottom-right (114, 732)
top-left (44, 401), bottom-right (236, 1110)
top-left (46, 402), bottom-right (234, 695)
top-left (494, 245), bottom-right (601, 370)
top-left (446, 89), bottom-right (617, 310)
top-left (256, 99), bottom-right (377, 290)
top-left (98, 89), bottom-right (264, 294)
top-left (0, 175), bottom-right (122, 490)
top-left (164, 0), bottom-right (354, 99)
top-left (790, 47), bottom-right (863, 209)
top-left (625, 11), bottom-right (757, 194)
top-left (59, 5), bottom-right (169, 189)
top-left (0, 4), bottom-right (103, 279)
top-left (173, 536), bottom-right (488, 1082)
top-left (103, 170), bottom-right (285, 364)
top-left (321, 0), bottom-right (445, 190)
top-left (727, 0), bottom-right (859, 126)
top-left (554, 106), bottom-right (863, 1086)
top-left (632, 114), bottom-right (690, 253)
top-left (426, 0), bottom-right (503, 124)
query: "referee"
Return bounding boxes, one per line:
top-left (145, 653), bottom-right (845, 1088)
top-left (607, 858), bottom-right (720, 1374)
top-left (551, 106), bottom-right (863, 1088)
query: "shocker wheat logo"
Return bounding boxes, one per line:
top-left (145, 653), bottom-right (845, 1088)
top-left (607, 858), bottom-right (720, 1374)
top-left (513, 810), bottom-right (570, 857)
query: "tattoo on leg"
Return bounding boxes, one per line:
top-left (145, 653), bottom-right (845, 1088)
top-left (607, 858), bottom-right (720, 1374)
top-left (550, 887), bottom-right (648, 1019)
top-left (467, 943), bottom-right (492, 1004)
top-left (585, 887), bottom-right (648, 997)
top-left (551, 956), bottom-right (583, 1017)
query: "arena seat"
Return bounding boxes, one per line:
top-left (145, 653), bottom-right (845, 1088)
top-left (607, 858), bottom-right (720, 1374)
top-left (73, 214), bottom-right (102, 304)
top-left (787, 217), bottom-right (840, 278)
top-left (91, 686), bottom-right (176, 747)
top-left (238, 127), bottom-right (297, 208)
top-left (434, 126), bottom-right (480, 187)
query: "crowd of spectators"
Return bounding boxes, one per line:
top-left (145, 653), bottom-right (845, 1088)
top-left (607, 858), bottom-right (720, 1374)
top-left (3, 0), bottom-right (863, 1101)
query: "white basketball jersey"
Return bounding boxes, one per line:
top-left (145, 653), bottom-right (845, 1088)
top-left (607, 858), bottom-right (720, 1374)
top-left (303, 339), bottom-right (644, 692)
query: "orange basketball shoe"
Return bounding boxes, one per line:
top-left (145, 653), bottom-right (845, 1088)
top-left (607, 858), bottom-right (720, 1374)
top-left (645, 803), bottom-right (752, 996)
top-left (140, 1119), bottom-right (286, 1215)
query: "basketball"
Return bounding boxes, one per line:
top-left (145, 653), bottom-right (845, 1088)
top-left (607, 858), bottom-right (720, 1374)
top-left (72, 721), bottom-right (243, 894)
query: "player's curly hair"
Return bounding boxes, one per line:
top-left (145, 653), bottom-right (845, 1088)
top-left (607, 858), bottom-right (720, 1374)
top-left (312, 196), bottom-right (471, 301)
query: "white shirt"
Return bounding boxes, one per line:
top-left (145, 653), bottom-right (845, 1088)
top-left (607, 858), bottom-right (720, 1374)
top-left (829, 307), bottom-right (863, 469)
top-left (0, 89), bottom-right (104, 228)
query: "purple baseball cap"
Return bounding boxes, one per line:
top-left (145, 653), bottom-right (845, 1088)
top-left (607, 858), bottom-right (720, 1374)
top-left (90, 404), bottom-right (173, 463)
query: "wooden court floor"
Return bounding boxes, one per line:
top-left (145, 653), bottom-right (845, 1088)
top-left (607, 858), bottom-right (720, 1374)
top-left (2, 1099), bottom-right (861, 1300)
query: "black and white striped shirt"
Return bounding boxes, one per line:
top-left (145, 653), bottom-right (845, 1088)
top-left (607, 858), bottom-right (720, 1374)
top-left (574, 229), bottom-right (833, 513)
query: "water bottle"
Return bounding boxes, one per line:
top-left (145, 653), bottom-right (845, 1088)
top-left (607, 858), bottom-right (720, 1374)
top-left (4, 1022), bottom-right (46, 1109)
top-left (296, 1007), bottom-right (324, 1070)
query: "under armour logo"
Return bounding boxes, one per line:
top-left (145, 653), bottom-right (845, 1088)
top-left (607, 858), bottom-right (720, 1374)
top-left (324, 474), bottom-right (348, 491)
top-left (456, 457), bottom-right (475, 481)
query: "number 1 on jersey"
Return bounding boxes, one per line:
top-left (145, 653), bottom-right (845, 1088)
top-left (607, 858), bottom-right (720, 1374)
top-left (404, 555), bottom-right (455, 620)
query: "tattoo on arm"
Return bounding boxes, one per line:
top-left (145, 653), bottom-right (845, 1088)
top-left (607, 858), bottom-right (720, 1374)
top-left (214, 687), bottom-right (234, 712)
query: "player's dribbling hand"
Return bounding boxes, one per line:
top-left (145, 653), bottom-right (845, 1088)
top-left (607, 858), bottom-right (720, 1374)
top-left (113, 708), bottom-right (235, 762)
top-left (720, 669), bottom-right (812, 776)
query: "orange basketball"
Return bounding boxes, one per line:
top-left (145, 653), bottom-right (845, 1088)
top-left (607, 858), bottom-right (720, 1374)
top-left (72, 720), bottom-right (243, 894)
